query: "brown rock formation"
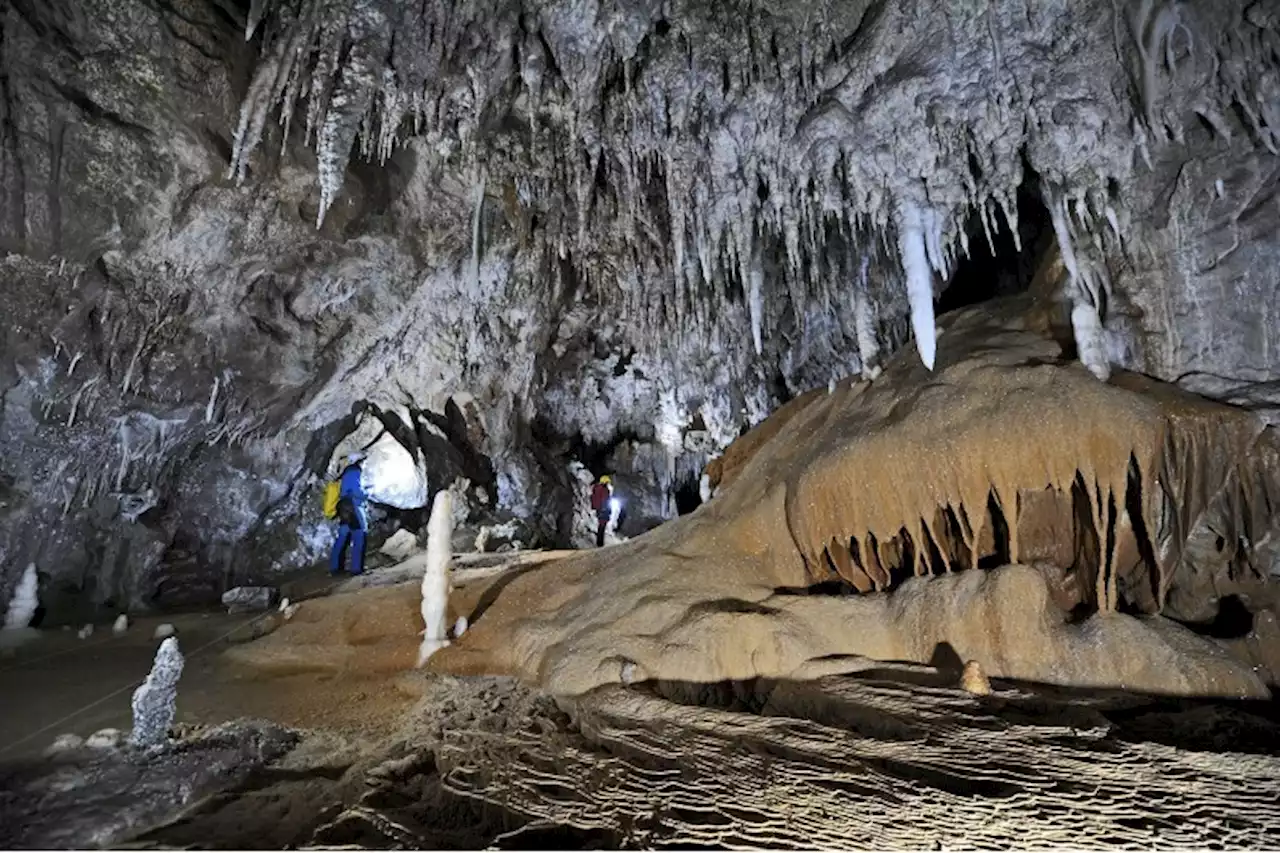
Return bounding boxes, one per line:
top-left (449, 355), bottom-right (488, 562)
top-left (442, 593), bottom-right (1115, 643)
top-left (422, 297), bottom-right (1279, 698)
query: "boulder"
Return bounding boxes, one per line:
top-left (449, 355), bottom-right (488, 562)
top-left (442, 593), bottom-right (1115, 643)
top-left (220, 586), bottom-right (276, 614)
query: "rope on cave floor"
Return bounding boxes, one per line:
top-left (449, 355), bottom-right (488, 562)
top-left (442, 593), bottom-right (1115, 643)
top-left (0, 573), bottom-right (352, 758)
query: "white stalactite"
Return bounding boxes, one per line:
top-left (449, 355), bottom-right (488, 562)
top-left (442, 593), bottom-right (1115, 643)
top-left (748, 246), bottom-right (764, 357)
top-left (205, 375), bottom-right (221, 424)
top-left (895, 201), bottom-right (938, 371)
top-left (1048, 194), bottom-right (1112, 382)
top-left (417, 489), bottom-right (454, 667)
top-left (854, 255), bottom-right (881, 380)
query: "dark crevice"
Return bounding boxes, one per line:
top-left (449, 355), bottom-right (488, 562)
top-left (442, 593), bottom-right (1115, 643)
top-left (45, 79), bottom-right (153, 137)
top-left (46, 116), bottom-right (65, 253)
top-left (673, 475), bottom-right (702, 516)
top-left (1065, 474), bottom-right (1101, 621)
top-left (1181, 595), bottom-right (1256, 640)
top-left (938, 171), bottom-right (1054, 313)
top-left (1124, 453), bottom-right (1161, 613)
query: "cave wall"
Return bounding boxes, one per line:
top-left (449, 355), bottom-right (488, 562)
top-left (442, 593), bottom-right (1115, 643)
top-left (1, 0), bottom-right (1278, 619)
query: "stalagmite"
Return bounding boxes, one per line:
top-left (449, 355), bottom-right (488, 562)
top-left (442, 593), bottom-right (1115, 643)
top-left (3, 563), bottom-right (38, 632)
top-left (129, 637), bottom-right (184, 748)
top-left (960, 660), bottom-right (993, 695)
top-left (417, 490), bottom-right (454, 667)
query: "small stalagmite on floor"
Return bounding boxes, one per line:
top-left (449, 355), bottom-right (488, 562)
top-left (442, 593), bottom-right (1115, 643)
top-left (130, 638), bottom-right (184, 748)
top-left (417, 490), bottom-right (455, 667)
top-left (960, 661), bottom-right (992, 696)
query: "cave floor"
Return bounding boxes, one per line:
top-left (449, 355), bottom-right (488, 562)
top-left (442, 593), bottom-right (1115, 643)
top-left (0, 605), bottom-right (414, 764)
top-left (0, 549), bottom-right (580, 763)
top-left (2, 564), bottom-right (1280, 848)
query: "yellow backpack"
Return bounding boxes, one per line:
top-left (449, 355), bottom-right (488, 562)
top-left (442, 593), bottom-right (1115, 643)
top-left (321, 480), bottom-right (341, 519)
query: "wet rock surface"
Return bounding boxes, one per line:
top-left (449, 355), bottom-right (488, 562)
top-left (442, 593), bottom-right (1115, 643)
top-left (0, 720), bottom-right (298, 849)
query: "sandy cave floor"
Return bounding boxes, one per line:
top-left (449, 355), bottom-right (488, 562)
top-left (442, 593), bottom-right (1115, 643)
top-left (0, 550), bottom-right (572, 762)
top-left (0, 606), bottom-right (416, 764)
top-left (3, 554), bottom-right (1280, 849)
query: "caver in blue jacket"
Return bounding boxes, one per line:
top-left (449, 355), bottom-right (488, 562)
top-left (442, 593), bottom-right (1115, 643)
top-left (329, 458), bottom-right (369, 575)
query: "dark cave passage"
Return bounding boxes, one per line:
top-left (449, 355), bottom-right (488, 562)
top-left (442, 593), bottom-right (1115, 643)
top-left (937, 180), bottom-right (1054, 313)
top-left (673, 476), bottom-right (703, 515)
top-left (1182, 594), bottom-right (1257, 640)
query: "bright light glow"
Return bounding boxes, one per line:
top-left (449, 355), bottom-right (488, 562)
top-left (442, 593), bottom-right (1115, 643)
top-left (361, 433), bottom-right (428, 509)
top-left (609, 498), bottom-right (621, 514)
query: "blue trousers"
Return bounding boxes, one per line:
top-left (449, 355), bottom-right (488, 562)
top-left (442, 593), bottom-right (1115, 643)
top-left (330, 507), bottom-right (368, 575)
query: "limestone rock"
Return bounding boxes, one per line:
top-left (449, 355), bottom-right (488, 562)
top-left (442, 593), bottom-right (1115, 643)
top-left (85, 729), bottom-right (124, 750)
top-left (221, 587), bottom-right (276, 615)
top-left (380, 529), bottom-right (421, 560)
top-left (43, 733), bottom-right (85, 756)
top-left (2, 720), bottom-right (298, 849)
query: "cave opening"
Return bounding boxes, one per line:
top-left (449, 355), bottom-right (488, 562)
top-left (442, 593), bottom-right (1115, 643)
top-left (673, 476), bottom-right (703, 515)
top-left (936, 180), bottom-right (1055, 313)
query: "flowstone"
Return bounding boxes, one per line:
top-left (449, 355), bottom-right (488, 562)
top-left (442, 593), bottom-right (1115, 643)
top-left (430, 297), bottom-right (1280, 698)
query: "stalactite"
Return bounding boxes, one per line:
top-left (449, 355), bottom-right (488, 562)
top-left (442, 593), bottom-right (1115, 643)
top-left (894, 200), bottom-right (937, 371)
top-left (224, 0), bottom-right (1280, 382)
top-left (1047, 190), bottom-right (1111, 382)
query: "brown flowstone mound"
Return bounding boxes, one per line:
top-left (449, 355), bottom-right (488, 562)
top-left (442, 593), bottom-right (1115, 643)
top-left (421, 297), bottom-right (1278, 697)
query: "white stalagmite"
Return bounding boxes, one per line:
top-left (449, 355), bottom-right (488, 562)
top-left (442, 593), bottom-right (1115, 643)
top-left (894, 201), bottom-right (938, 371)
top-left (3, 563), bottom-right (38, 632)
top-left (129, 637), bottom-right (184, 748)
top-left (417, 489), bottom-right (454, 667)
top-left (1071, 300), bottom-right (1111, 381)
